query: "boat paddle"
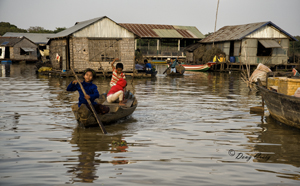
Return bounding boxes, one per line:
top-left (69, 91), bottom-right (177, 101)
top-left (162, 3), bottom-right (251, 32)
top-left (163, 66), bottom-right (170, 74)
top-left (71, 68), bottom-right (107, 134)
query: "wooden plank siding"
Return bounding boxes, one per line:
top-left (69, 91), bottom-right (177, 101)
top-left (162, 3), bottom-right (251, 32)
top-left (49, 17), bottom-right (136, 72)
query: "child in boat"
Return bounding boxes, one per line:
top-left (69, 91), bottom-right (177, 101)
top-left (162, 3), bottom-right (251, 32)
top-left (144, 59), bottom-right (152, 74)
top-left (170, 57), bottom-right (179, 73)
top-left (67, 68), bottom-right (109, 114)
top-left (110, 58), bottom-right (126, 87)
top-left (107, 78), bottom-right (127, 106)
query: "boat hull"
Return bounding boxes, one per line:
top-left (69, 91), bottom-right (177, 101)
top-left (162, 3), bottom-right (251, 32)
top-left (182, 64), bottom-right (210, 72)
top-left (72, 92), bottom-right (137, 127)
top-left (182, 63), bottom-right (215, 72)
top-left (166, 65), bottom-right (185, 76)
top-left (258, 85), bottom-right (300, 128)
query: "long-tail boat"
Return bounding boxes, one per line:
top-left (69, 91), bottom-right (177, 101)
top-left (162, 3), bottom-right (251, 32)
top-left (181, 62), bottom-right (216, 72)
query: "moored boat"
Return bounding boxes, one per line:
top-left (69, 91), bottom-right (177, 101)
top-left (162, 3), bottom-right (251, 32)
top-left (72, 91), bottom-right (138, 127)
top-left (150, 59), bottom-right (167, 64)
top-left (257, 81), bottom-right (300, 129)
top-left (181, 62), bottom-right (216, 72)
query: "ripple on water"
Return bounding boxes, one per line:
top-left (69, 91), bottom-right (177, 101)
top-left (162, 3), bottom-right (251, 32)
top-left (0, 64), bottom-right (300, 185)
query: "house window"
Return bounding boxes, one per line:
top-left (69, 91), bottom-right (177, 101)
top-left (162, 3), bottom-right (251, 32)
top-left (88, 39), bottom-right (119, 62)
top-left (257, 41), bottom-right (272, 56)
top-left (20, 48), bottom-right (30, 55)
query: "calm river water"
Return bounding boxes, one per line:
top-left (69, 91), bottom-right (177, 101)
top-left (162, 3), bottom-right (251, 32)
top-left (0, 63), bottom-right (300, 186)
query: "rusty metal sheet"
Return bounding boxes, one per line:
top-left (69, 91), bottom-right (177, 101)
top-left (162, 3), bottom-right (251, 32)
top-left (119, 23), bottom-right (203, 39)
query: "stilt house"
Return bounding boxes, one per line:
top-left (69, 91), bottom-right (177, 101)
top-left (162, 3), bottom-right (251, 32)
top-left (119, 23), bottom-right (205, 60)
top-left (48, 16), bottom-right (136, 72)
top-left (0, 37), bottom-right (38, 61)
top-left (200, 21), bottom-right (298, 65)
top-left (3, 32), bottom-right (55, 50)
top-left (3, 32), bottom-right (56, 62)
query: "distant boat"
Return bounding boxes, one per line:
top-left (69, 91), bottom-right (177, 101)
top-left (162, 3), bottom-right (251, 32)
top-left (164, 65), bottom-right (185, 76)
top-left (257, 81), bottom-right (300, 129)
top-left (182, 62), bottom-right (216, 72)
top-left (150, 60), bottom-right (167, 64)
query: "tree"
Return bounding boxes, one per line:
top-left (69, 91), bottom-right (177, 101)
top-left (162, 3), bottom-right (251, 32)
top-left (204, 32), bottom-right (213, 37)
top-left (27, 26), bottom-right (53, 33)
top-left (53, 27), bottom-right (66, 33)
top-left (0, 22), bottom-right (27, 35)
top-left (289, 35), bottom-right (300, 63)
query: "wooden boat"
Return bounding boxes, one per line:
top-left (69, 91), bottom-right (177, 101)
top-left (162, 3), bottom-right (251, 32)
top-left (181, 62), bottom-right (216, 72)
top-left (136, 70), bottom-right (157, 77)
top-left (165, 65), bottom-right (185, 76)
top-left (150, 59), bottom-right (167, 64)
top-left (71, 91), bottom-right (138, 127)
top-left (257, 81), bottom-right (300, 129)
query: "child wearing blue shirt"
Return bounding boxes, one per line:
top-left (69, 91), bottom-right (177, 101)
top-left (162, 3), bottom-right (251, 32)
top-left (67, 68), bottom-right (109, 114)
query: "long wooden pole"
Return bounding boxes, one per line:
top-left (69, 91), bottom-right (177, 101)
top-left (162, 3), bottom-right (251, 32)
top-left (71, 68), bottom-right (107, 134)
top-left (213, 0), bottom-right (220, 47)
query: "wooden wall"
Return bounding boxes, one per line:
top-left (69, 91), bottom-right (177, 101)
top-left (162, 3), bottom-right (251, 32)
top-left (49, 39), bottom-right (67, 69)
top-left (11, 39), bottom-right (38, 61)
top-left (68, 37), bottom-right (135, 72)
top-left (241, 38), bottom-right (289, 65)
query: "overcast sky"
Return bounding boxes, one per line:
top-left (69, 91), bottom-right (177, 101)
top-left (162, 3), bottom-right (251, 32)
top-left (0, 0), bottom-right (299, 36)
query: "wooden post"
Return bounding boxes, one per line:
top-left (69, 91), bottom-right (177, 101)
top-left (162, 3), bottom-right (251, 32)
top-left (62, 46), bottom-right (66, 72)
top-left (147, 40), bottom-right (150, 55)
top-left (157, 39), bottom-right (159, 60)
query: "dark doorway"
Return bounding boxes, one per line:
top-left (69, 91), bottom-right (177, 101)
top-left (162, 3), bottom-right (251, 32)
top-left (5, 47), bottom-right (10, 58)
top-left (229, 41), bottom-right (234, 56)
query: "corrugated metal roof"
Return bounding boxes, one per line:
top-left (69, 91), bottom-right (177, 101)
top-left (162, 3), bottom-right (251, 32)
top-left (153, 29), bottom-right (182, 38)
top-left (119, 23), bottom-right (204, 39)
top-left (0, 37), bottom-right (24, 46)
top-left (49, 16), bottom-right (204, 40)
top-left (50, 16), bottom-right (107, 38)
top-left (259, 40), bottom-right (281, 48)
top-left (21, 47), bottom-right (36, 52)
top-left (173, 26), bottom-right (204, 38)
top-left (3, 32), bottom-right (55, 44)
top-left (201, 21), bottom-right (298, 43)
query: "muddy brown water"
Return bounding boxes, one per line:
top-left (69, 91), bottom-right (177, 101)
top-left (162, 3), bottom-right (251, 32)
top-left (0, 63), bottom-right (300, 186)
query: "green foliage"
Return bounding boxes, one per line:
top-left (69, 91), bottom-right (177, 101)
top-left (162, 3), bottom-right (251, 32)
top-left (0, 22), bottom-right (67, 36)
top-left (27, 26), bottom-right (53, 33)
top-left (289, 36), bottom-right (300, 62)
top-left (289, 36), bottom-right (300, 53)
top-left (205, 32), bottom-right (213, 37)
top-left (0, 22), bottom-right (27, 35)
top-left (290, 36), bottom-right (300, 49)
top-left (53, 27), bottom-right (66, 33)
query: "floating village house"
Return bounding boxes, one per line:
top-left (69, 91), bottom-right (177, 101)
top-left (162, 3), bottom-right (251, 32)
top-left (3, 32), bottom-right (55, 61)
top-left (119, 23), bottom-right (205, 60)
top-left (199, 21), bottom-right (298, 65)
top-left (3, 32), bottom-right (55, 50)
top-left (48, 16), bottom-right (136, 72)
top-left (0, 37), bottom-right (38, 61)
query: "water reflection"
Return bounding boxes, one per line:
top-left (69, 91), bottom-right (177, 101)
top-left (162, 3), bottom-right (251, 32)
top-left (254, 115), bottom-right (300, 167)
top-left (1, 63), bottom-right (300, 185)
top-left (68, 126), bottom-right (129, 183)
